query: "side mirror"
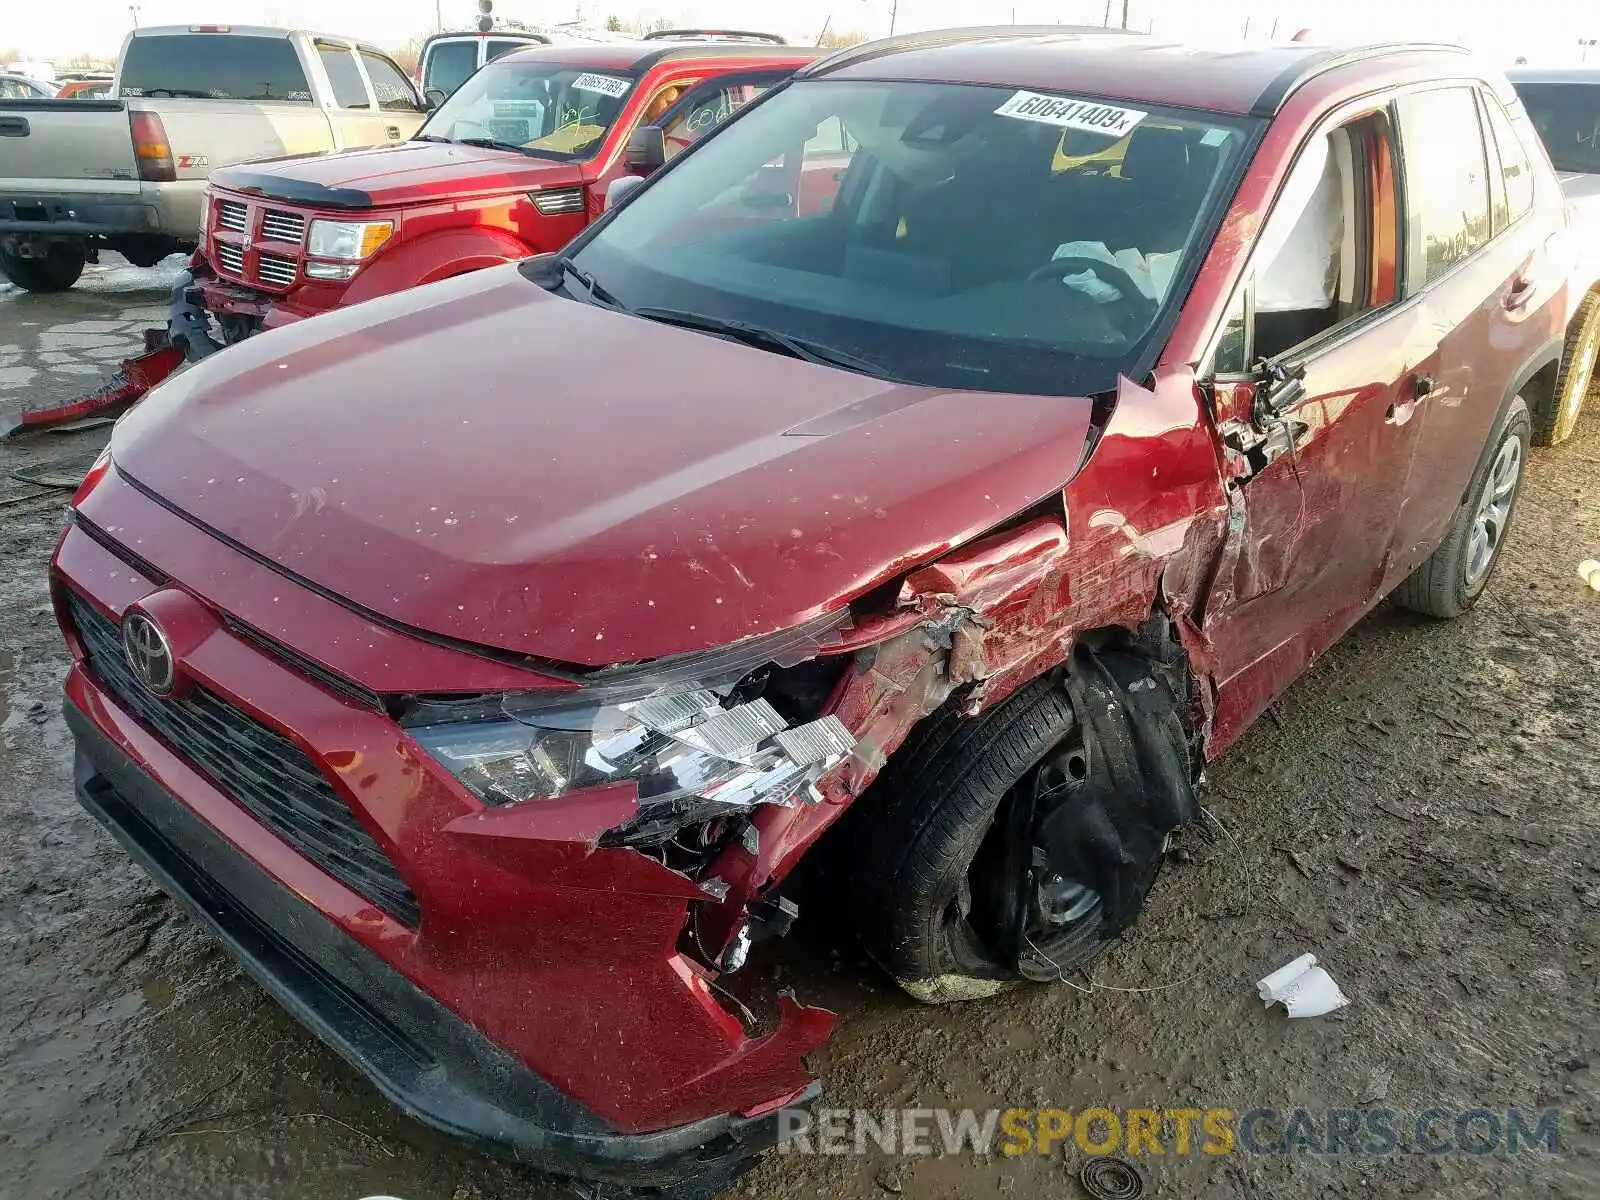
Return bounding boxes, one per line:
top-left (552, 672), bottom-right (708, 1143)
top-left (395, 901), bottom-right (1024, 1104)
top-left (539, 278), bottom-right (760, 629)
top-left (424, 87), bottom-right (447, 110)
top-left (605, 175), bottom-right (646, 210)
top-left (625, 124), bottom-right (667, 176)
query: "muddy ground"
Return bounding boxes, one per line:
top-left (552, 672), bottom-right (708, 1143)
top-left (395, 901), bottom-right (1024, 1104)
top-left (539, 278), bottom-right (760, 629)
top-left (1, 260), bottom-right (1596, 1200)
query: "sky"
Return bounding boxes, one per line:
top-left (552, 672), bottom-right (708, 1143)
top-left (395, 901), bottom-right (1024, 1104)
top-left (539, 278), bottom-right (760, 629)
top-left (5, 0), bottom-right (1596, 65)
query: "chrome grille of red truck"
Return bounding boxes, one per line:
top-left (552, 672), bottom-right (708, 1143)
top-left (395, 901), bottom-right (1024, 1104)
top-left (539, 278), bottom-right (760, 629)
top-left (66, 591), bottom-right (420, 927)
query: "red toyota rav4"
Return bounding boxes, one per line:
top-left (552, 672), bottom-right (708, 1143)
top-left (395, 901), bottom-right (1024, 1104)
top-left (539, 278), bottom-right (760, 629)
top-left (170, 40), bottom-right (821, 355)
top-left (57, 27), bottom-right (1567, 1196)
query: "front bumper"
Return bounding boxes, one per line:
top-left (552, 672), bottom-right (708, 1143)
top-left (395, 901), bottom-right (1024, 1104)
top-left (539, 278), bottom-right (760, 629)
top-left (67, 701), bottom-right (810, 1188)
top-left (51, 477), bottom-right (834, 1184)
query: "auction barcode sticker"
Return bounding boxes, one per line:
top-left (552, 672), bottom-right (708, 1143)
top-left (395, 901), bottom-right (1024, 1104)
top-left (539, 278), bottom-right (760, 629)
top-left (994, 92), bottom-right (1146, 136)
top-left (571, 73), bottom-right (631, 98)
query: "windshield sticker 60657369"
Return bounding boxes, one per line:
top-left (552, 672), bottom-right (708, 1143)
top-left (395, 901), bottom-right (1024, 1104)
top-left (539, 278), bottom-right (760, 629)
top-left (994, 91), bottom-right (1147, 136)
top-left (571, 72), bottom-right (631, 98)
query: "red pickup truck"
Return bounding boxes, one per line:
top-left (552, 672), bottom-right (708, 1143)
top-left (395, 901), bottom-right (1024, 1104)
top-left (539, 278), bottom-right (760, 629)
top-left (172, 40), bottom-right (820, 354)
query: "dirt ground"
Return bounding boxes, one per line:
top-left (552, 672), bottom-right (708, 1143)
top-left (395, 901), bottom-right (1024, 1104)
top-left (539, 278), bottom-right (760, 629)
top-left (1, 261), bottom-right (1596, 1200)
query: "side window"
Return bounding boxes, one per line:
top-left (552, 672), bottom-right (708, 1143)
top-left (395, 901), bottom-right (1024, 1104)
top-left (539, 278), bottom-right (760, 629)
top-left (423, 40), bottom-right (478, 97)
top-left (659, 77), bottom-right (780, 160)
top-left (362, 52), bottom-right (423, 112)
top-left (1395, 87), bottom-right (1493, 289)
top-left (1483, 93), bottom-right (1536, 228)
top-left (1215, 110), bottom-right (1400, 374)
top-left (486, 39), bottom-right (528, 63)
top-left (318, 43), bottom-right (369, 109)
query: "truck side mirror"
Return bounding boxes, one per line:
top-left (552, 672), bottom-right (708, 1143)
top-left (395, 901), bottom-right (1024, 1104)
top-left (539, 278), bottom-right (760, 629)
top-left (424, 87), bottom-right (447, 110)
top-left (625, 125), bottom-right (667, 176)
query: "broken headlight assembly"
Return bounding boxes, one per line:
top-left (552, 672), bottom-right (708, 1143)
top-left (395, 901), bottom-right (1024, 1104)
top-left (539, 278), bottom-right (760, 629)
top-left (408, 683), bottom-right (854, 844)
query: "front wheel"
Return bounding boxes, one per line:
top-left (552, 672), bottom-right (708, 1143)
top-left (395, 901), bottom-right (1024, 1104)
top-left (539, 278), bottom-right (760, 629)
top-left (845, 646), bottom-right (1196, 1003)
top-left (0, 241), bottom-right (86, 293)
top-left (1393, 395), bottom-right (1530, 619)
top-left (1542, 291), bottom-right (1600, 446)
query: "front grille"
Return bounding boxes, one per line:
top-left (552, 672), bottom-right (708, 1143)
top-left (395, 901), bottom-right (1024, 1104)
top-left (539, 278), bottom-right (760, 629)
top-left (214, 241), bottom-right (245, 276)
top-left (67, 592), bottom-right (420, 927)
top-left (260, 209), bottom-right (306, 244)
top-left (215, 199), bottom-right (249, 232)
top-left (256, 253), bottom-right (297, 288)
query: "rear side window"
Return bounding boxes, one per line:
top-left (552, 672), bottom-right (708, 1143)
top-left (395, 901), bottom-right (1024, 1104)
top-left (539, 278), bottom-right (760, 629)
top-left (318, 44), bottom-right (369, 108)
top-left (119, 34), bottom-right (312, 102)
top-left (361, 52), bottom-right (423, 112)
top-left (1396, 87), bottom-right (1492, 289)
top-left (1482, 94), bottom-right (1536, 231)
top-left (486, 40), bottom-right (529, 63)
top-left (1514, 82), bottom-right (1600, 174)
top-left (423, 39), bottom-right (478, 96)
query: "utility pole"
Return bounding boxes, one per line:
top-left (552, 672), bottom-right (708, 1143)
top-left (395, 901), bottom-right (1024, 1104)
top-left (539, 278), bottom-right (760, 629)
top-left (889, 0), bottom-right (899, 36)
top-left (435, 0), bottom-right (442, 32)
top-left (128, 3), bottom-right (140, 27)
top-left (1119, 0), bottom-right (1130, 30)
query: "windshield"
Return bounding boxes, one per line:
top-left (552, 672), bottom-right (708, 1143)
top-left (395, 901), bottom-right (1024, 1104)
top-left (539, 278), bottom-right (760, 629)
top-left (419, 59), bottom-right (636, 160)
top-left (568, 80), bottom-right (1256, 395)
top-left (1514, 82), bottom-right (1600, 174)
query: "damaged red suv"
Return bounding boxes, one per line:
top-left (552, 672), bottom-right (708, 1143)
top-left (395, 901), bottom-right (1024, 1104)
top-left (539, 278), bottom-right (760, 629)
top-left (55, 27), bottom-right (1566, 1196)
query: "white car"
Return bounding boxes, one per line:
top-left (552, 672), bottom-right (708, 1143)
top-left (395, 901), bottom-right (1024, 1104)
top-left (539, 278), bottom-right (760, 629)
top-left (1511, 67), bottom-right (1600, 444)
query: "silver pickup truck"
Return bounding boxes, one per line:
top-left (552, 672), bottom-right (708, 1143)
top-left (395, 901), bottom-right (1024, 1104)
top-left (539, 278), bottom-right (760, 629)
top-left (0, 25), bottom-right (428, 292)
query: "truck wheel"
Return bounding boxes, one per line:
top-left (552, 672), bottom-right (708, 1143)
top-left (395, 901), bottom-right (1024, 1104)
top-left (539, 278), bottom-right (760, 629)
top-left (1540, 290), bottom-right (1600, 446)
top-left (0, 243), bottom-right (86, 293)
top-left (1392, 395), bottom-right (1530, 619)
top-left (846, 648), bottom-right (1196, 1004)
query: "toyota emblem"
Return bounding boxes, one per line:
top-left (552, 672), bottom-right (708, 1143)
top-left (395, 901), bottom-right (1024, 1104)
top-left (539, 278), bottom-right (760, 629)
top-left (121, 611), bottom-right (176, 696)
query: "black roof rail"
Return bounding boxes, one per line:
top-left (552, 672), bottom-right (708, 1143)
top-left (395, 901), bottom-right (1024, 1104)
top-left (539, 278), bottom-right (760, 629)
top-left (644, 28), bottom-right (786, 45)
top-left (799, 23), bottom-right (1136, 78)
top-left (1251, 40), bottom-right (1470, 115)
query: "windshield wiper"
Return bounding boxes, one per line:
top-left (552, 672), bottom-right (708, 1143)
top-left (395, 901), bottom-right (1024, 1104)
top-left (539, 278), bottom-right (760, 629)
top-left (454, 135), bottom-right (536, 155)
top-left (630, 307), bottom-right (898, 380)
top-left (411, 132), bottom-right (453, 143)
top-left (558, 256), bottom-right (622, 311)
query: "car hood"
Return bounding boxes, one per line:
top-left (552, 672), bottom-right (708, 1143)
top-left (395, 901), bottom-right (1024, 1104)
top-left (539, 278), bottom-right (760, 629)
top-left (210, 140), bottom-right (584, 208)
top-left (110, 267), bottom-right (1098, 666)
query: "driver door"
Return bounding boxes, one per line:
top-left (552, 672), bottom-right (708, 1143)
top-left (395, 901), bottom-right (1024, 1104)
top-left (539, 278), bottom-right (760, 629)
top-left (1205, 102), bottom-right (1437, 749)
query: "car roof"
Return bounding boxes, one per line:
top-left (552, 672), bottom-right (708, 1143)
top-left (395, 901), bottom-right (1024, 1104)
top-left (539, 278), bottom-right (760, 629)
top-left (423, 30), bottom-right (552, 47)
top-left (800, 26), bottom-right (1472, 116)
top-left (1506, 68), bottom-right (1600, 85)
top-left (494, 41), bottom-right (825, 72)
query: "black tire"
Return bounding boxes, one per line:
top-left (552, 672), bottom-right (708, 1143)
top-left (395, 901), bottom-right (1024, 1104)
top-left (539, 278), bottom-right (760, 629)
top-left (1392, 395), bottom-right (1530, 619)
top-left (1540, 289), bottom-right (1600, 446)
top-left (0, 242), bottom-right (86, 293)
top-left (845, 653), bottom-right (1190, 1003)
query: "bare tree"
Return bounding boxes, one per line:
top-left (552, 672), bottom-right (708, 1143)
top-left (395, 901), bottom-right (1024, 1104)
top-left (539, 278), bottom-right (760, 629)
top-left (818, 28), bottom-right (870, 48)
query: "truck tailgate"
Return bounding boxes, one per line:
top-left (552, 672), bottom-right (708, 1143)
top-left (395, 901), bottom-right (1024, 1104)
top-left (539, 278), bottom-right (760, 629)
top-left (145, 99), bottom-right (335, 178)
top-left (0, 100), bottom-right (140, 196)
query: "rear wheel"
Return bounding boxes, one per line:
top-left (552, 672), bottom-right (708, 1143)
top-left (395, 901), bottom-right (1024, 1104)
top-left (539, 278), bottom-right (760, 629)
top-left (1393, 395), bottom-right (1530, 619)
top-left (1542, 290), bottom-right (1600, 446)
top-left (0, 241), bottom-right (86, 293)
top-left (846, 646), bottom-right (1196, 1003)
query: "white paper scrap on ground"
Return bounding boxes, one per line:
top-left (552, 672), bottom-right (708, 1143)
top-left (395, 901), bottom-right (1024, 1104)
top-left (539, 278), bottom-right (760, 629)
top-left (1256, 953), bottom-right (1350, 1017)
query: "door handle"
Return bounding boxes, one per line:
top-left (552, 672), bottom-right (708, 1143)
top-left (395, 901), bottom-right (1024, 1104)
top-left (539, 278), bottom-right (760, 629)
top-left (1503, 275), bottom-right (1535, 311)
top-left (386, 125), bottom-right (402, 140)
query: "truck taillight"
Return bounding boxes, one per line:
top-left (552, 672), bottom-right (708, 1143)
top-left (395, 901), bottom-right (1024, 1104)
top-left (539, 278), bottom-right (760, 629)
top-left (129, 111), bottom-right (176, 183)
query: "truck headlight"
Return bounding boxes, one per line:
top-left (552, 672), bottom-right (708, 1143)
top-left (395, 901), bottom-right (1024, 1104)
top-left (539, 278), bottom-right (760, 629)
top-left (306, 219), bottom-right (393, 261)
top-left (409, 687), bottom-right (855, 822)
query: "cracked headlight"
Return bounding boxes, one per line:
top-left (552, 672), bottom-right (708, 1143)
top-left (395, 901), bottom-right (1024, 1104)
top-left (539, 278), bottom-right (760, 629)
top-left (409, 688), bottom-right (855, 817)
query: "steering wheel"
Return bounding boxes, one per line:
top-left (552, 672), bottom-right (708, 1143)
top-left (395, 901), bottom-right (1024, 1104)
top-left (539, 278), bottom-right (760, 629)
top-left (1026, 254), bottom-right (1158, 326)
